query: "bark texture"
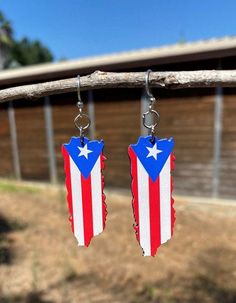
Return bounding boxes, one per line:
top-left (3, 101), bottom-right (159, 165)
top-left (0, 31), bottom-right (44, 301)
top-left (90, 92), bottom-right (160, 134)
top-left (1, 70), bottom-right (236, 103)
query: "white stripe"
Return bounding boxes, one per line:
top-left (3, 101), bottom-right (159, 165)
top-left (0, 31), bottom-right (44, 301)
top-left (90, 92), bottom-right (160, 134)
top-left (91, 156), bottom-right (103, 236)
top-left (137, 158), bottom-right (151, 256)
top-left (70, 157), bottom-right (85, 246)
top-left (160, 156), bottom-right (171, 244)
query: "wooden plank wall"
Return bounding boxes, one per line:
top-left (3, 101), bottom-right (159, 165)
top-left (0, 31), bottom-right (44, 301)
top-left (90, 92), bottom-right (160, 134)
top-left (155, 93), bottom-right (215, 196)
top-left (94, 89), bottom-right (141, 187)
top-left (219, 89), bottom-right (236, 198)
top-left (0, 104), bottom-right (13, 177)
top-left (14, 100), bottom-right (49, 180)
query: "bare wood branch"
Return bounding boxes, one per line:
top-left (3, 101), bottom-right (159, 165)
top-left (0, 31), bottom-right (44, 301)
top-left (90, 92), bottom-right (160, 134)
top-left (1, 70), bottom-right (236, 103)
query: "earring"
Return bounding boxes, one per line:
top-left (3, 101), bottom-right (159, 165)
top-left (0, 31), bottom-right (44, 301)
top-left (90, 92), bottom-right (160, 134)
top-left (62, 76), bottom-right (107, 247)
top-left (128, 70), bottom-right (175, 257)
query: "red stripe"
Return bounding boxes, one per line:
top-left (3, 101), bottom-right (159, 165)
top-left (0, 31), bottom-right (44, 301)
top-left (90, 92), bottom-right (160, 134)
top-left (61, 146), bottom-right (74, 233)
top-left (100, 155), bottom-right (107, 229)
top-left (81, 174), bottom-right (94, 246)
top-left (128, 147), bottom-right (140, 242)
top-left (149, 176), bottom-right (161, 256)
top-left (170, 153), bottom-right (175, 235)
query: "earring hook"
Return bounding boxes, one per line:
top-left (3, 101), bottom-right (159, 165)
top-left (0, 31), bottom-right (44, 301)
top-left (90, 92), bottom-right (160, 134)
top-left (77, 75), bottom-right (82, 103)
top-left (142, 69), bottom-right (159, 143)
top-left (145, 69), bottom-right (154, 99)
top-left (76, 75), bottom-right (84, 115)
top-left (74, 74), bottom-right (90, 144)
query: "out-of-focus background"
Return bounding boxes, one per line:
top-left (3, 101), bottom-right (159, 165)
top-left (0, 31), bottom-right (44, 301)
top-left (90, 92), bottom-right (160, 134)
top-left (0, 1), bottom-right (235, 302)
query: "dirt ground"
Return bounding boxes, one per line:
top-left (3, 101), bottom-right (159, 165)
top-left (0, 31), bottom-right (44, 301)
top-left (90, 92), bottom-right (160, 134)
top-left (0, 180), bottom-right (235, 303)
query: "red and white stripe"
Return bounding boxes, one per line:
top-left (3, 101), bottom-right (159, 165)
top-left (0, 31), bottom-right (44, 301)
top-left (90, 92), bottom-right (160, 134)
top-left (128, 147), bottom-right (175, 256)
top-left (62, 146), bottom-right (106, 246)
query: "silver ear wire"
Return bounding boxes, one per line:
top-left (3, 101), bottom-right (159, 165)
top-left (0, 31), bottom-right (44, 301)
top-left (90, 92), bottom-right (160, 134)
top-left (145, 69), bottom-right (154, 99)
top-left (142, 70), bottom-right (159, 143)
top-left (74, 75), bottom-right (90, 143)
top-left (76, 75), bottom-right (83, 112)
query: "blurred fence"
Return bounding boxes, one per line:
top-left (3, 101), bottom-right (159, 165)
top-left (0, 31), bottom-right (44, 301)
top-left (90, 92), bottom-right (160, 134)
top-left (0, 85), bottom-right (236, 199)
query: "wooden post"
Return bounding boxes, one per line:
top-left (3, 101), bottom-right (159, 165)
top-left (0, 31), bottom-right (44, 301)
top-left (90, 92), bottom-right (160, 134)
top-left (87, 90), bottom-right (95, 139)
top-left (212, 86), bottom-right (223, 198)
top-left (44, 96), bottom-right (57, 183)
top-left (8, 101), bottom-right (21, 179)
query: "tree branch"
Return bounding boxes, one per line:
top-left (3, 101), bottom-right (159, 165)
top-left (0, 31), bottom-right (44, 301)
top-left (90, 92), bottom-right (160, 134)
top-left (1, 70), bottom-right (236, 103)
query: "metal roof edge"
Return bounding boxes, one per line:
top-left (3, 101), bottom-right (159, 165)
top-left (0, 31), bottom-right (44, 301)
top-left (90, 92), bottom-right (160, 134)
top-left (1, 36), bottom-right (236, 85)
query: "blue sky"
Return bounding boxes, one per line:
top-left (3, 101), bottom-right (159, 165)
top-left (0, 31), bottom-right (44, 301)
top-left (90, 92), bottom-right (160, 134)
top-left (1, 0), bottom-right (236, 61)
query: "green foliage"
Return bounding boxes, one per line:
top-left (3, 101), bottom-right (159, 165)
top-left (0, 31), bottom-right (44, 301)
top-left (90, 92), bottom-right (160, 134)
top-left (0, 10), bottom-right (53, 68)
top-left (9, 38), bottom-right (53, 66)
top-left (0, 11), bottom-right (13, 47)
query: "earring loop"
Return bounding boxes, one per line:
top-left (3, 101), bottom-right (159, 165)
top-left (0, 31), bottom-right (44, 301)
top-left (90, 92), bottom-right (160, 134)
top-left (142, 70), bottom-right (160, 142)
top-left (74, 75), bottom-right (91, 142)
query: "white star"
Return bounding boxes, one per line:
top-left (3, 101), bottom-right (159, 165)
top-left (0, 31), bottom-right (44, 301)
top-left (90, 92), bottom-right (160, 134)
top-left (146, 143), bottom-right (162, 160)
top-left (78, 144), bottom-right (93, 159)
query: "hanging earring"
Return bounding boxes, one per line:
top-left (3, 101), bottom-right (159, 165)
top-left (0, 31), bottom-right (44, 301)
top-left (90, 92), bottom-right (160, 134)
top-left (62, 76), bottom-right (107, 247)
top-left (128, 70), bottom-right (175, 257)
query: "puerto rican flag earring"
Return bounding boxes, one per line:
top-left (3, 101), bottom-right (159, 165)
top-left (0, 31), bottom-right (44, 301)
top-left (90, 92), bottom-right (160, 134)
top-left (62, 76), bottom-right (107, 247)
top-left (128, 70), bottom-right (175, 257)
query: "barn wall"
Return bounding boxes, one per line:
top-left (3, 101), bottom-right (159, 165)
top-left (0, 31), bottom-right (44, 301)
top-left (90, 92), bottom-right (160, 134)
top-left (94, 89), bottom-right (141, 188)
top-left (155, 93), bottom-right (215, 197)
top-left (14, 100), bottom-right (49, 180)
top-left (219, 89), bottom-right (236, 198)
top-left (0, 104), bottom-right (13, 177)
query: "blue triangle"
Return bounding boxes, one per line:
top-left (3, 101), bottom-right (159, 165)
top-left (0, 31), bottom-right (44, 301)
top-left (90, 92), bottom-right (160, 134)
top-left (63, 137), bottom-right (104, 179)
top-left (131, 136), bottom-right (174, 182)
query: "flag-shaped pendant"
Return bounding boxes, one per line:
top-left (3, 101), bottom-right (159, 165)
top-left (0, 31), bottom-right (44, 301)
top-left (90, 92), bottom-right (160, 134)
top-left (128, 136), bottom-right (175, 256)
top-left (62, 137), bottom-right (106, 246)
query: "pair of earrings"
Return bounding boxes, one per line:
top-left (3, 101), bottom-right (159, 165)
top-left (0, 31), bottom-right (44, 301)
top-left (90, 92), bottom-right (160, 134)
top-left (62, 71), bottom-right (175, 257)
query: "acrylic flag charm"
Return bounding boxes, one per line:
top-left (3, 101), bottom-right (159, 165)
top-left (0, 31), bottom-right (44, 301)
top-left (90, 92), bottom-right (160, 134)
top-left (128, 136), bottom-right (175, 256)
top-left (62, 137), bottom-right (106, 247)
